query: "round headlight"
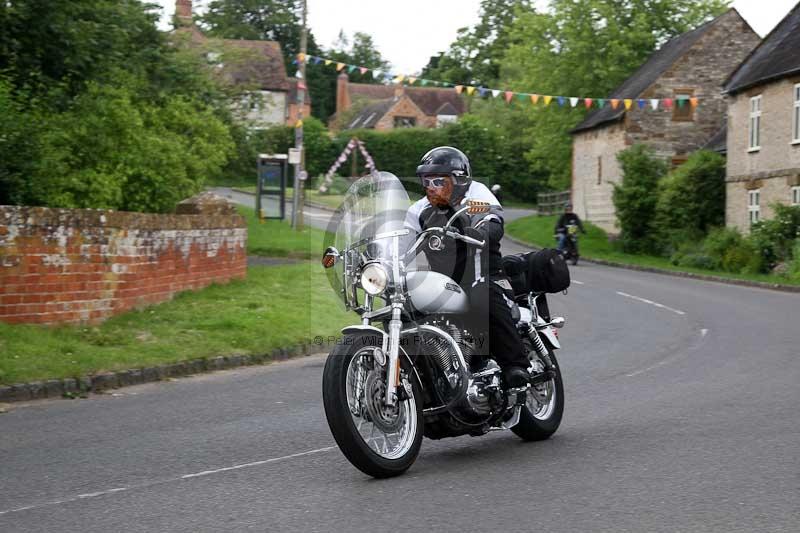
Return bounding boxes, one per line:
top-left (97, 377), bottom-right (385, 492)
top-left (360, 263), bottom-right (388, 295)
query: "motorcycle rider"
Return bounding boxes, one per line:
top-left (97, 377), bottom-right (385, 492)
top-left (554, 201), bottom-right (585, 252)
top-left (404, 146), bottom-right (530, 389)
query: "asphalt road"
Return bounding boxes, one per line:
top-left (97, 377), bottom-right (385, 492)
top-left (1, 191), bottom-right (798, 532)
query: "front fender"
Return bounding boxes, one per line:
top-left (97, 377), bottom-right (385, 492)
top-left (535, 317), bottom-right (561, 350)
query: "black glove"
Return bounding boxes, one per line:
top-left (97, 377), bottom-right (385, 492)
top-left (463, 226), bottom-right (485, 242)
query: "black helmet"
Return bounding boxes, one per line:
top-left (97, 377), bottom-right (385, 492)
top-left (416, 146), bottom-right (472, 202)
top-left (564, 201), bottom-right (573, 210)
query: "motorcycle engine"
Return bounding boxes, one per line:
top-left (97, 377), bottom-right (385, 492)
top-left (422, 320), bottom-right (500, 418)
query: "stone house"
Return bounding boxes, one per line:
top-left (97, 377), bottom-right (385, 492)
top-left (331, 73), bottom-right (465, 131)
top-left (172, 0), bottom-right (310, 128)
top-left (722, 1), bottom-right (800, 232)
top-left (569, 9), bottom-right (760, 233)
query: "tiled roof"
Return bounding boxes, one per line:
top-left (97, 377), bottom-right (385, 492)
top-left (219, 39), bottom-right (289, 91)
top-left (348, 83), bottom-right (465, 116)
top-left (703, 123), bottom-right (727, 154)
top-left (571, 12), bottom-right (727, 133)
top-left (724, 1), bottom-right (800, 94)
top-left (346, 98), bottom-right (397, 129)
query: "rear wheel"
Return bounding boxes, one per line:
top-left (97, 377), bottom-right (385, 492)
top-left (322, 335), bottom-right (423, 478)
top-left (512, 344), bottom-right (564, 441)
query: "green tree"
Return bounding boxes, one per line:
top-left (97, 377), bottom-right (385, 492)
top-left (613, 144), bottom-right (668, 253)
top-left (0, 0), bottom-right (164, 99)
top-left (25, 81), bottom-right (233, 213)
top-left (422, 0), bottom-right (533, 86)
top-left (499, 0), bottom-right (729, 188)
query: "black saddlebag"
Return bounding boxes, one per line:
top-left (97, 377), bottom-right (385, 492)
top-left (501, 248), bottom-right (570, 295)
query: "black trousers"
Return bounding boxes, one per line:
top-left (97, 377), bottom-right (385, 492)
top-left (467, 277), bottom-right (529, 370)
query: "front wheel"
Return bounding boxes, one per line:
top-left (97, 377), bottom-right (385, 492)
top-left (322, 335), bottom-right (423, 478)
top-left (512, 345), bottom-right (564, 441)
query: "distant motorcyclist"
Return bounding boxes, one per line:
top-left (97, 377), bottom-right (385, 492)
top-left (405, 147), bottom-right (530, 389)
top-left (554, 202), bottom-right (585, 252)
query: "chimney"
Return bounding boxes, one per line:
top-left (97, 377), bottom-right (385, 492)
top-left (336, 73), bottom-right (351, 114)
top-left (176, 0), bottom-right (193, 26)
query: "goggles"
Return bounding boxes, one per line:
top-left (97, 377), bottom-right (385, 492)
top-left (421, 176), bottom-right (450, 188)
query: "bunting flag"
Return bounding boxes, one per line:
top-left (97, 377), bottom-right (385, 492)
top-left (300, 54), bottom-right (704, 112)
top-left (319, 138), bottom-right (378, 193)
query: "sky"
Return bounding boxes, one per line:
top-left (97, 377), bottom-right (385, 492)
top-left (154, 0), bottom-right (798, 76)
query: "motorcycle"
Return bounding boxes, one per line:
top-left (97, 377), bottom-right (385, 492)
top-left (556, 223), bottom-right (580, 265)
top-left (321, 172), bottom-right (567, 478)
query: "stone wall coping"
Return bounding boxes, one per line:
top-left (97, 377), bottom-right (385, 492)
top-left (0, 204), bottom-right (245, 230)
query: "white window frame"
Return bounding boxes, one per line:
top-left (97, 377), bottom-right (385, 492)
top-left (748, 189), bottom-right (761, 225)
top-left (792, 84), bottom-right (800, 144)
top-left (749, 95), bottom-right (762, 151)
top-left (792, 185), bottom-right (800, 206)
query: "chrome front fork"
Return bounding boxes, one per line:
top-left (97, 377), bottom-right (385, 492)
top-left (384, 303), bottom-right (403, 406)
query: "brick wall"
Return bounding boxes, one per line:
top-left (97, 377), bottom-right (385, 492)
top-left (374, 96), bottom-right (433, 130)
top-left (0, 193), bottom-right (247, 325)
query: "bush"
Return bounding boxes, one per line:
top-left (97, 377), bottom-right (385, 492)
top-left (613, 145), bottom-right (668, 254)
top-left (748, 204), bottom-right (800, 272)
top-left (331, 114), bottom-right (543, 202)
top-left (24, 82), bottom-right (233, 213)
top-left (655, 150), bottom-right (726, 253)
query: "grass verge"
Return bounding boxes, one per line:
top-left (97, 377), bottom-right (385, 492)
top-left (506, 215), bottom-right (800, 287)
top-left (238, 204), bottom-right (329, 259)
top-left (0, 263), bottom-right (353, 385)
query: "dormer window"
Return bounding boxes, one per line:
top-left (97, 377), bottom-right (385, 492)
top-left (394, 116), bottom-right (416, 128)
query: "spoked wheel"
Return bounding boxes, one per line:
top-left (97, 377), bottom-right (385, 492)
top-left (512, 342), bottom-right (564, 441)
top-left (322, 335), bottom-right (423, 478)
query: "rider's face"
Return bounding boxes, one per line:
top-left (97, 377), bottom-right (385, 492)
top-left (423, 175), bottom-right (454, 207)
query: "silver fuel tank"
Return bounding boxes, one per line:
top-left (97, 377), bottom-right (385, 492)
top-left (405, 271), bottom-right (469, 315)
